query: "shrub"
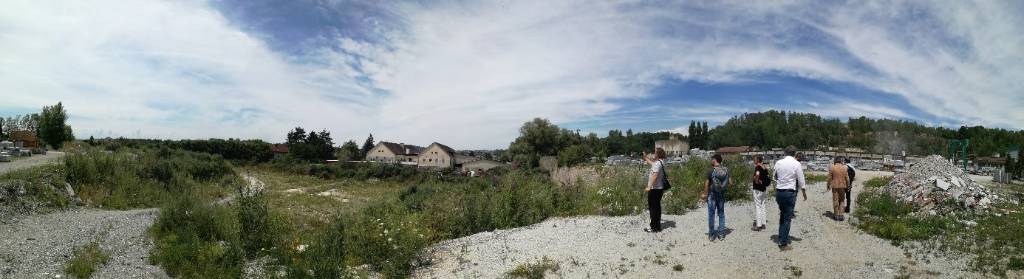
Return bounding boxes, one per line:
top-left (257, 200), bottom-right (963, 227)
top-left (149, 194), bottom-right (244, 278)
top-left (236, 193), bottom-right (287, 259)
top-left (64, 242), bottom-right (110, 279)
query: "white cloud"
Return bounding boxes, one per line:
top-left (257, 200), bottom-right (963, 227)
top-left (0, 0), bottom-right (372, 141)
top-left (0, 0), bottom-right (1019, 149)
top-left (339, 0), bottom-right (1022, 148)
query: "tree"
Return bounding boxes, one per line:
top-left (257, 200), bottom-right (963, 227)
top-left (506, 118), bottom-right (562, 167)
top-left (361, 134), bottom-right (375, 158)
top-left (38, 102), bottom-right (69, 149)
top-left (285, 127), bottom-right (335, 162)
top-left (558, 145), bottom-right (592, 167)
top-left (336, 140), bottom-right (361, 161)
top-left (286, 127), bottom-right (307, 145)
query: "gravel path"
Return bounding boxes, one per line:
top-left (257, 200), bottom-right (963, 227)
top-left (0, 208), bottom-right (168, 279)
top-left (0, 151), bottom-right (65, 174)
top-left (414, 171), bottom-right (981, 279)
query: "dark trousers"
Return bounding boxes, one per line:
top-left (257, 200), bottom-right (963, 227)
top-left (647, 189), bottom-right (664, 230)
top-left (776, 190), bottom-right (797, 246)
top-left (844, 187), bottom-right (852, 213)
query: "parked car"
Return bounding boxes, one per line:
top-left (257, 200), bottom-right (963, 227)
top-left (31, 147), bottom-right (47, 155)
top-left (16, 148), bottom-right (32, 157)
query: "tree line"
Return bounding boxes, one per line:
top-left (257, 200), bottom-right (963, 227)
top-left (1, 102), bottom-right (74, 149)
top-left (709, 110), bottom-right (1023, 157)
top-left (504, 111), bottom-right (1024, 168)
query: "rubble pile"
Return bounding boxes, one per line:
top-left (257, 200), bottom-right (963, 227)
top-left (885, 155), bottom-right (997, 214)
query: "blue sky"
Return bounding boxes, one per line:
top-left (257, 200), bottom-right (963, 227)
top-left (1, 0), bottom-right (1022, 149)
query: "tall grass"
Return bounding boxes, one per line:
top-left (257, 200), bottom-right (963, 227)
top-left (64, 148), bottom-right (238, 208)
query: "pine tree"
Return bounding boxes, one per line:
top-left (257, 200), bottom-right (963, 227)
top-left (360, 134), bottom-right (375, 158)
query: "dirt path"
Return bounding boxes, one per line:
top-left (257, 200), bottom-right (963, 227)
top-left (0, 151), bottom-right (65, 174)
top-left (0, 208), bottom-right (168, 279)
top-left (414, 171), bottom-right (980, 278)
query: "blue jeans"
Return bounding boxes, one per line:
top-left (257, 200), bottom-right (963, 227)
top-left (707, 191), bottom-right (726, 235)
top-left (776, 190), bottom-right (797, 246)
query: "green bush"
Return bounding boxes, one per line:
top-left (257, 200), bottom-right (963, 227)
top-left (64, 242), bottom-right (110, 279)
top-left (149, 194), bottom-right (244, 278)
top-left (236, 193), bottom-right (287, 259)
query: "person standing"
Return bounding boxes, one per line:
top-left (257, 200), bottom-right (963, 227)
top-left (845, 158), bottom-right (856, 214)
top-left (701, 154), bottom-right (731, 241)
top-left (827, 157), bottom-right (850, 221)
top-left (772, 146), bottom-right (807, 251)
top-left (751, 155), bottom-right (771, 231)
top-left (642, 148), bottom-right (668, 233)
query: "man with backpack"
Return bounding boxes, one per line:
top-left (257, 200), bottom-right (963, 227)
top-left (751, 155), bottom-right (771, 231)
top-left (701, 154), bottom-right (731, 241)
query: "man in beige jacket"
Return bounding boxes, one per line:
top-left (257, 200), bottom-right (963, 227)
top-left (827, 157), bottom-right (850, 221)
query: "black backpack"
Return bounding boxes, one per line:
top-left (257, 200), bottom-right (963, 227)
top-left (659, 160), bottom-right (672, 190)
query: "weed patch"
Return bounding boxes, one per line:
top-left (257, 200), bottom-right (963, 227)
top-left (506, 257), bottom-right (559, 279)
top-left (64, 242), bottom-right (110, 279)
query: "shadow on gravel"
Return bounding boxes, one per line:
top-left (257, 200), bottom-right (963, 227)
top-left (770, 235), bottom-right (803, 244)
top-left (661, 221), bottom-right (677, 230)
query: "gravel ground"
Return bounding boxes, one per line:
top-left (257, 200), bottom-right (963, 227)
top-left (0, 151), bottom-right (65, 174)
top-left (414, 171), bottom-right (983, 279)
top-left (0, 208), bottom-right (168, 279)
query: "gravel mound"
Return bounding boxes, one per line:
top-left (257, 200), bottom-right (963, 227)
top-left (886, 155), bottom-right (997, 214)
top-left (0, 208), bottom-right (168, 279)
top-left (414, 171), bottom-right (979, 279)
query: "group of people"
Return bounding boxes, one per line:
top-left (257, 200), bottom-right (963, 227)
top-left (642, 146), bottom-right (856, 251)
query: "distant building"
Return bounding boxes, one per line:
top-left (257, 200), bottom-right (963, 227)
top-left (716, 146), bottom-right (753, 155)
top-left (270, 144), bottom-right (289, 159)
top-left (417, 142), bottom-right (457, 168)
top-left (10, 131), bottom-right (39, 148)
top-left (367, 142), bottom-right (424, 163)
top-left (654, 136), bottom-right (689, 156)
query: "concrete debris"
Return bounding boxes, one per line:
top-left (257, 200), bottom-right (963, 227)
top-left (884, 155), bottom-right (997, 214)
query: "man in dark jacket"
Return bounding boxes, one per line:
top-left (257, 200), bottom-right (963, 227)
top-left (845, 158), bottom-right (856, 213)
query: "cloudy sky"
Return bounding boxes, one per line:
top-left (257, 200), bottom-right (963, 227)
top-left (1, 0), bottom-right (1021, 149)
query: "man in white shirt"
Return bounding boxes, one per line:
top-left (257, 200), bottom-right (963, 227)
top-left (772, 146), bottom-right (807, 251)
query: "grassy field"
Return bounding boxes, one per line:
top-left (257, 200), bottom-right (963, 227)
top-left (854, 176), bottom-right (1024, 276)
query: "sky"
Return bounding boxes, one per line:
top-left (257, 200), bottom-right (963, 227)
top-left (1, 0), bottom-right (1022, 149)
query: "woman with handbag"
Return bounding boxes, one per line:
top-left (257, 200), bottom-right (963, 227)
top-left (642, 148), bottom-right (670, 233)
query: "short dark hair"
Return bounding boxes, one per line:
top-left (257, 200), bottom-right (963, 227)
top-left (845, 157), bottom-right (851, 164)
top-left (785, 145), bottom-right (797, 156)
top-left (712, 154), bottom-right (723, 164)
top-left (654, 147), bottom-right (667, 159)
top-left (754, 155), bottom-right (763, 163)
top-left (834, 157), bottom-right (844, 164)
